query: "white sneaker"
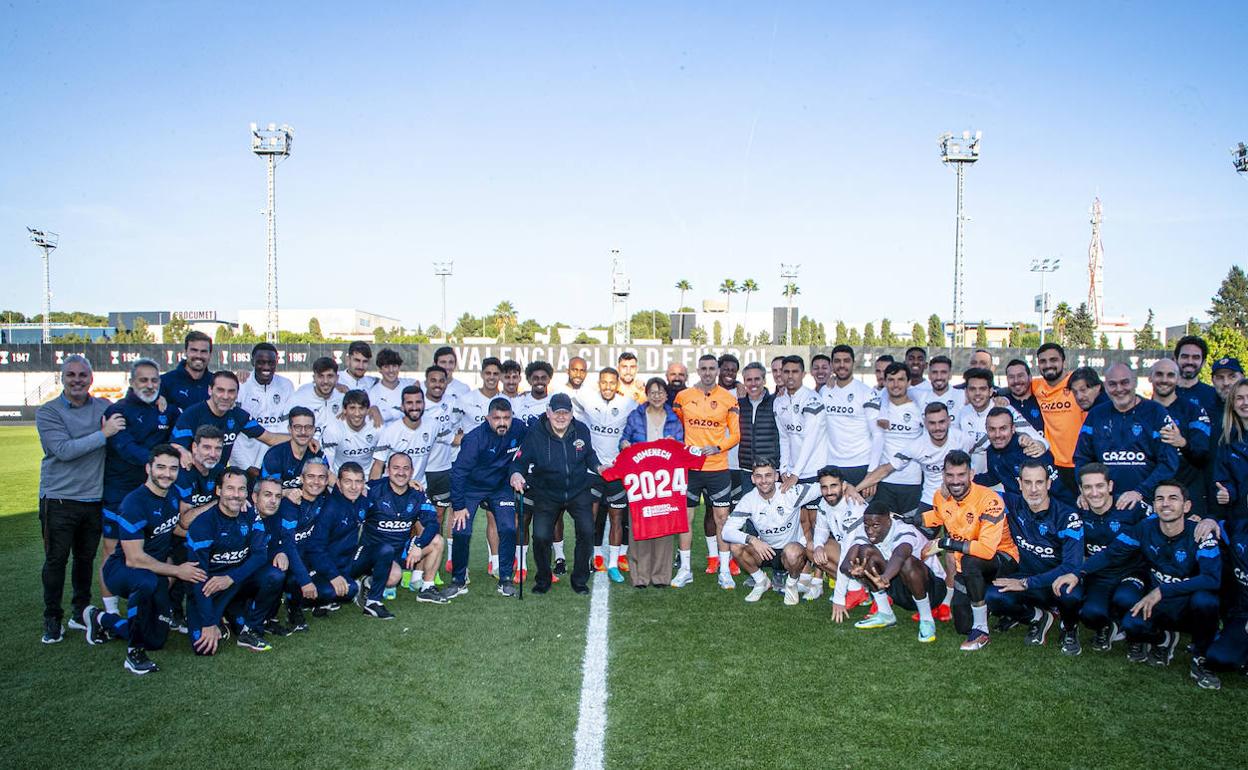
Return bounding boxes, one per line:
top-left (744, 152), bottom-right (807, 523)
top-left (745, 581), bottom-right (770, 602)
top-left (672, 569), bottom-right (694, 588)
top-left (718, 573), bottom-right (735, 590)
top-left (783, 582), bottom-right (800, 605)
top-left (804, 581), bottom-right (823, 601)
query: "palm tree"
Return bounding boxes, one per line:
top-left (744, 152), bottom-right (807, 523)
top-left (740, 278), bottom-right (759, 321)
top-left (493, 301), bottom-right (517, 342)
top-left (781, 283), bottom-right (800, 343)
top-left (675, 279), bottom-right (692, 311)
top-left (1050, 301), bottom-right (1072, 344)
top-left (718, 279), bottom-right (738, 313)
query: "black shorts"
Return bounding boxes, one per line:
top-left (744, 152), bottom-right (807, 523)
top-left (887, 563), bottom-right (948, 610)
top-left (873, 481), bottom-right (922, 515)
top-left (730, 469), bottom-right (754, 506)
top-left (834, 465), bottom-right (869, 486)
top-left (590, 475), bottom-right (628, 510)
top-left (686, 469), bottom-right (732, 509)
top-left (424, 470), bottom-right (451, 505)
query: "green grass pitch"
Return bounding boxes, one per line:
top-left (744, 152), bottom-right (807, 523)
top-left (0, 425), bottom-right (1243, 768)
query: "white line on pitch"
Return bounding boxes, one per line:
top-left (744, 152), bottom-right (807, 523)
top-left (572, 570), bottom-right (610, 770)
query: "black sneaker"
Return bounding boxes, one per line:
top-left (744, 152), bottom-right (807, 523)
top-left (1190, 656), bottom-right (1222, 690)
top-left (1148, 631), bottom-right (1180, 667)
top-left (1091, 623), bottom-right (1115, 653)
top-left (1059, 627), bottom-right (1082, 656)
top-left (354, 579), bottom-right (370, 610)
top-left (312, 605), bottom-right (329, 618)
top-left (553, 558), bottom-right (567, 576)
top-left (237, 627), bottom-right (272, 652)
top-left (84, 606), bottom-right (108, 646)
top-left (41, 617), bottom-right (64, 644)
top-left (995, 616), bottom-right (1022, 634)
top-left (264, 618), bottom-right (294, 637)
top-left (1024, 611), bottom-right (1056, 646)
top-left (441, 583), bottom-right (468, 600)
top-left (217, 622), bottom-right (232, 641)
top-left (325, 602), bottom-right (341, 612)
top-left (287, 606), bottom-right (308, 633)
top-left (572, 585), bottom-right (590, 595)
top-left (417, 586), bottom-right (449, 605)
top-left (167, 608), bottom-right (189, 634)
top-left (362, 600), bottom-right (395, 620)
top-left (124, 648), bottom-right (159, 675)
top-left (1126, 642), bottom-right (1149, 663)
top-left (497, 582), bottom-right (517, 597)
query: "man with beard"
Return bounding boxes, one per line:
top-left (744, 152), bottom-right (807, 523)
top-left (558, 356), bottom-right (590, 420)
top-left (500, 360), bottom-right (525, 402)
top-left (318, 390), bottom-right (380, 475)
top-left (822, 345), bottom-right (877, 487)
top-left (336, 341), bottom-right (378, 392)
top-left (99, 359), bottom-right (176, 618)
top-left (665, 362), bottom-right (688, 407)
top-left (1004, 359), bottom-right (1044, 433)
top-left (433, 346), bottom-right (473, 402)
top-left (915, 355), bottom-right (966, 415)
top-left (232, 343), bottom-right (295, 476)
top-left (580, 368), bottom-right (638, 580)
top-left (1069, 367), bottom-right (1107, 413)
top-left (718, 354), bottom-right (746, 398)
top-left (723, 460), bottom-right (821, 605)
top-left (616, 352), bottom-right (646, 403)
top-left (461, 357), bottom-right (506, 428)
top-left (370, 386), bottom-right (436, 483)
top-left (305, 462), bottom-right (369, 614)
top-left (1173, 335), bottom-right (1218, 420)
top-left (1150, 358), bottom-right (1212, 516)
top-left (258, 407), bottom-right (327, 494)
top-left (514, 361), bottom-right (554, 423)
top-left (1032, 343), bottom-right (1083, 495)
top-left (160, 331), bottom-right (214, 411)
top-left (810, 354), bottom-right (832, 394)
top-left (955, 368), bottom-right (1048, 478)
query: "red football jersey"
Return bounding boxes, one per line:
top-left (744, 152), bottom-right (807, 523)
top-left (602, 438), bottom-right (705, 540)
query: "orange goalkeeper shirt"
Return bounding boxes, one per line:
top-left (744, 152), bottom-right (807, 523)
top-left (673, 385), bottom-right (740, 472)
top-left (1032, 372), bottom-right (1082, 468)
top-left (925, 483), bottom-right (1019, 568)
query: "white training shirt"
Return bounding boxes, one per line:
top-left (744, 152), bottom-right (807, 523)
top-left (282, 384), bottom-right (345, 444)
top-left (512, 392), bottom-right (551, 424)
top-left (445, 378), bottom-right (472, 402)
top-left (318, 417), bottom-right (381, 474)
top-left (808, 495), bottom-right (868, 548)
top-left (954, 402), bottom-right (1048, 474)
top-left (868, 397), bottom-right (926, 484)
top-left (887, 428), bottom-right (975, 505)
top-left (723, 483), bottom-right (822, 549)
top-left (459, 389), bottom-right (501, 432)
top-left (367, 378), bottom-right (419, 424)
top-left (231, 372), bottom-right (295, 469)
top-left (423, 393), bottom-right (463, 472)
top-left (914, 384), bottom-right (967, 416)
top-left (338, 371), bottom-right (379, 393)
top-left (821, 379), bottom-right (878, 468)
top-left (580, 391), bottom-right (637, 465)
top-left (372, 418), bottom-right (437, 483)
top-left (831, 519), bottom-right (929, 605)
top-left (774, 385), bottom-right (830, 480)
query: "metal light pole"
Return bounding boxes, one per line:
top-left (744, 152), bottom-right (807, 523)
top-left (27, 228), bottom-right (58, 343)
top-left (1030, 258), bottom-right (1060, 344)
top-left (780, 263), bottom-right (799, 344)
top-left (433, 261), bottom-right (453, 338)
top-left (250, 122), bottom-right (294, 343)
top-left (939, 130), bottom-right (982, 347)
top-left (1233, 142), bottom-right (1248, 176)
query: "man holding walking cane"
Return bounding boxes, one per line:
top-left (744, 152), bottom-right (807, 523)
top-left (446, 398), bottom-right (528, 599)
top-left (510, 394), bottom-right (606, 595)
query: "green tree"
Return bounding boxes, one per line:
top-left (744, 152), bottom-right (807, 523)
top-left (427, 324), bottom-right (443, 340)
top-left (494, 301), bottom-right (518, 342)
top-left (1, 310), bottom-right (27, 324)
top-left (114, 316), bottom-right (155, 344)
top-left (911, 323), bottom-right (926, 347)
top-left (782, 283), bottom-right (800, 301)
top-left (1099, 333), bottom-right (1110, 349)
top-left (373, 327), bottom-right (387, 343)
top-left (863, 322), bottom-right (877, 347)
top-left (755, 330), bottom-right (771, 345)
top-left (1134, 309), bottom-right (1162, 349)
top-left (975, 321), bottom-right (989, 348)
top-left (690, 326), bottom-right (708, 345)
top-left (1067, 303), bottom-right (1096, 347)
top-left (1185, 317), bottom-right (1203, 336)
top-left (549, 325), bottom-right (562, 344)
top-left (1210, 265), bottom-right (1248, 335)
top-left (162, 315), bottom-right (190, 344)
top-left (880, 318), bottom-right (896, 346)
top-left (1116, 337), bottom-right (1124, 350)
top-left (927, 314), bottom-right (944, 346)
top-left (732, 324), bottom-right (748, 345)
top-left (572, 332), bottom-right (596, 344)
top-left (815, 322), bottom-right (827, 346)
top-left (215, 324), bottom-right (234, 343)
top-left (1051, 302), bottom-right (1073, 345)
top-left (631, 310), bottom-right (671, 342)
top-left (712, 320), bottom-right (723, 345)
top-left (308, 317), bottom-right (323, 340)
top-left (1207, 323), bottom-right (1248, 381)
top-left (740, 279), bottom-right (759, 320)
top-left (848, 328), bottom-right (862, 347)
top-left (675, 279), bottom-right (692, 311)
top-left (718, 279), bottom-right (739, 315)
top-left (834, 320), bottom-right (848, 345)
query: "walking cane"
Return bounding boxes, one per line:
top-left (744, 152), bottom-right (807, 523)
top-left (515, 491), bottom-right (525, 601)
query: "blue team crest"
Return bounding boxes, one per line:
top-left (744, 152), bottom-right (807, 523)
top-left (1131, 422), bottom-right (1142, 437)
top-left (848, 393), bottom-right (854, 402)
top-left (1038, 522), bottom-right (1049, 535)
top-left (1174, 549), bottom-right (1187, 563)
top-left (239, 523), bottom-right (249, 535)
top-left (158, 415), bottom-right (168, 426)
top-left (611, 407), bottom-right (619, 416)
top-left (273, 394), bottom-right (281, 404)
top-left (1109, 520), bottom-right (1121, 533)
top-left (226, 418), bottom-right (236, 430)
top-left (405, 502), bottom-right (414, 513)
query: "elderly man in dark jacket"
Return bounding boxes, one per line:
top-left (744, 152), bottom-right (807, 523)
top-left (510, 393), bottom-right (604, 594)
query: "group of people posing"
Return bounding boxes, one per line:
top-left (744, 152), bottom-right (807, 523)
top-left (33, 333), bottom-right (1248, 689)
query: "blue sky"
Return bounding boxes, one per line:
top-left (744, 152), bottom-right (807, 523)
top-left (2, 2), bottom-right (1245, 332)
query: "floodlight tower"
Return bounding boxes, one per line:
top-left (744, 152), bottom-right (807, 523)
top-left (939, 130), bottom-right (982, 346)
top-left (433, 262), bottom-right (453, 338)
top-left (780, 263), bottom-right (800, 344)
top-left (610, 249), bottom-right (631, 344)
top-left (250, 122), bottom-right (294, 343)
top-left (1233, 142), bottom-right (1248, 176)
top-left (1030, 258), bottom-right (1060, 344)
top-left (27, 228), bottom-right (58, 343)
top-left (1087, 198), bottom-right (1105, 327)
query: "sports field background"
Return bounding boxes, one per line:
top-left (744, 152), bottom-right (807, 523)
top-left (0, 424), bottom-right (1242, 768)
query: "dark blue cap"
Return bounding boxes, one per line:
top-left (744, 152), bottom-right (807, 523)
top-left (549, 393), bottom-right (574, 413)
top-left (1212, 357), bottom-right (1243, 375)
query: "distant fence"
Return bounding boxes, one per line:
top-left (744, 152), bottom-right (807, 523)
top-left (0, 343), bottom-right (1170, 376)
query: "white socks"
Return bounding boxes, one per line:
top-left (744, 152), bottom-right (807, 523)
top-left (705, 536), bottom-right (718, 558)
top-left (554, 540), bottom-right (566, 560)
top-left (717, 550), bottom-right (731, 576)
top-left (103, 596), bottom-right (119, 615)
top-left (489, 554), bottom-right (499, 572)
top-left (972, 603), bottom-right (989, 633)
top-left (412, 570), bottom-right (423, 587)
top-left (751, 570), bottom-right (768, 585)
top-left (679, 549), bottom-right (692, 572)
top-left (871, 591), bottom-right (893, 617)
top-left (915, 595), bottom-right (934, 624)
top-left (609, 545), bottom-right (620, 567)
top-left (620, 543), bottom-right (629, 558)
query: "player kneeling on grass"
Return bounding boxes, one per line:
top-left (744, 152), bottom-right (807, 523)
top-left (911, 450), bottom-right (1020, 652)
top-left (354, 453), bottom-right (445, 618)
top-left (304, 461), bottom-right (370, 617)
top-left (722, 459), bottom-right (820, 604)
top-left (985, 461), bottom-right (1086, 654)
top-left (270, 458), bottom-right (332, 633)
top-left (830, 500), bottom-right (944, 643)
top-left (85, 445), bottom-right (207, 674)
top-left (806, 466), bottom-right (868, 607)
top-left (1050, 480), bottom-right (1223, 689)
top-left (185, 468), bottom-right (284, 656)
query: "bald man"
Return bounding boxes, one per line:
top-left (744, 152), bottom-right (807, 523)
top-left (665, 362), bottom-right (688, 407)
top-left (1150, 358), bottom-right (1212, 516)
top-left (1074, 363), bottom-right (1181, 509)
